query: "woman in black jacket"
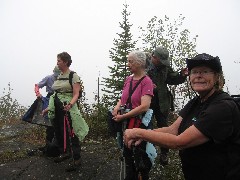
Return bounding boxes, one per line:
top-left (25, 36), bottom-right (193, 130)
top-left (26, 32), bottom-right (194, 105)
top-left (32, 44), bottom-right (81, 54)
top-left (124, 53), bottom-right (240, 180)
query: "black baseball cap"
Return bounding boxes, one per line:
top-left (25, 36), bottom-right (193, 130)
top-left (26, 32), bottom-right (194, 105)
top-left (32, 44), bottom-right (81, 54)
top-left (186, 53), bottom-right (222, 72)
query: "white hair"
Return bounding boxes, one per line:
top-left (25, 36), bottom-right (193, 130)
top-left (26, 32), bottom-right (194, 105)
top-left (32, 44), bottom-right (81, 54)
top-left (129, 50), bottom-right (146, 67)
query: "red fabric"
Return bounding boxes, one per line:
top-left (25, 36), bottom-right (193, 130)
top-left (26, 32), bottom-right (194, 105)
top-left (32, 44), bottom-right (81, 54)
top-left (128, 117), bottom-right (141, 129)
top-left (34, 84), bottom-right (40, 96)
top-left (64, 115), bottom-right (66, 152)
top-left (63, 114), bottom-right (75, 153)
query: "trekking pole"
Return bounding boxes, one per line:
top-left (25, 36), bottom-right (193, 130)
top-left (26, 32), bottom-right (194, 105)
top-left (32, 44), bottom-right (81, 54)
top-left (63, 102), bottom-right (76, 171)
top-left (119, 140), bottom-right (124, 180)
top-left (132, 144), bottom-right (145, 180)
top-left (119, 105), bottom-right (127, 180)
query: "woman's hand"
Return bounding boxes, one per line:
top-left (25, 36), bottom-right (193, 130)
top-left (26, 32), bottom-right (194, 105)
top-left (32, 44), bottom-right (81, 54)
top-left (112, 107), bottom-right (119, 117)
top-left (112, 99), bottom-right (122, 117)
top-left (64, 103), bottom-right (72, 111)
top-left (112, 114), bottom-right (124, 122)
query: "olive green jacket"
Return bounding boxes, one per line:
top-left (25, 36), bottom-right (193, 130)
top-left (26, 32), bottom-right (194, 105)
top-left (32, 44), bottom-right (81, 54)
top-left (148, 65), bottom-right (186, 115)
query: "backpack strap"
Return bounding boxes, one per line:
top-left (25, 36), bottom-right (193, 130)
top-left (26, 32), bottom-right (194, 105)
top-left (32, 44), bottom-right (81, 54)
top-left (126, 76), bottom-right (146, 109)
top-left (69, 71), bottom-right (81, 109)
top-left (56, 71), bottom-right (75, 93)
top-left (69, 71), bottom-right (75, 90)
top-left (56, 74), bottom-right (73, 93)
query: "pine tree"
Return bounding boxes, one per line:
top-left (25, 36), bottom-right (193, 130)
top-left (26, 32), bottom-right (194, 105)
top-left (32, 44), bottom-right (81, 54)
top-left (102, 4), bottom-right (136, 107)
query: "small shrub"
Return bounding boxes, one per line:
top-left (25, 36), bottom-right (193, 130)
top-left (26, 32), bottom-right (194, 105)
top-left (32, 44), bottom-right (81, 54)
top-left (0, 149), bottom-right (27, 163)
top-left (79, 95), bottom-right (110, 139)
top-left (0, 83), bottom-right (27, 123)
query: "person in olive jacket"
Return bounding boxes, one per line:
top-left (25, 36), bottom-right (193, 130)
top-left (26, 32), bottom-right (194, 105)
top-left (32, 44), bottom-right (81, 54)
top-left (147, 46), bottom-right (188, 165)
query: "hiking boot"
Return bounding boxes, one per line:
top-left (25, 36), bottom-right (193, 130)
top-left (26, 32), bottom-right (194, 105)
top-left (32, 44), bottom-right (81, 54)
top-left (65, 158), bottom-right (81, 172)
top-left (54, 154), bottom-right (71, 163)
top-left (159, 153), bottom-right (168, 166)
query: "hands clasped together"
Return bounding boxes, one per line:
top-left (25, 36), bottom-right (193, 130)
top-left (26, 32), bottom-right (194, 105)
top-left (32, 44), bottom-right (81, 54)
top-left (112, 109), bottom-right (125, 122)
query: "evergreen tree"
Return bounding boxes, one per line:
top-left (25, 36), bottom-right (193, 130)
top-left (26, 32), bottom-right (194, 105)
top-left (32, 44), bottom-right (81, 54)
top-left (102, 4), bottom-right (136, 107)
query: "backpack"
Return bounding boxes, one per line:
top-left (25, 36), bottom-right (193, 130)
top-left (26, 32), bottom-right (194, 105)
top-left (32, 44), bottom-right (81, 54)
top-left (69, 71), bottom-right (84, 99)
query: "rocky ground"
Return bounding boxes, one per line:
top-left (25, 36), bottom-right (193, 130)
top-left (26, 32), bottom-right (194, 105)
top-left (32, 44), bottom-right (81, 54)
top-left (0, 121), bottom-right (182, 180)
top-left (0, 139), bottom-right (120, 180)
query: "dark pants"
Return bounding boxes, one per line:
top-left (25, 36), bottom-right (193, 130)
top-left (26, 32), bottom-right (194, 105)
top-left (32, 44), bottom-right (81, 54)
top-left (46, 126), bottom-right (55, 143)
top-left (45, 92), bottom-right (55, 144)
top-left (123, 142), bottom-right (152, 180)
top-left (53, 97), bottom-right (81, 160)
top-left (150, 90), bottom-right (169, 155)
